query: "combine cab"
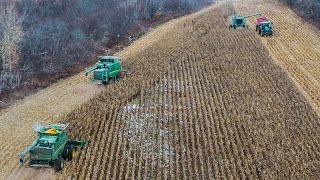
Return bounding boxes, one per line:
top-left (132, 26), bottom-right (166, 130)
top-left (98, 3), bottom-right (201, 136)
top-left (85, 56), bottom-right (126, 85)
top-left (19, 123), bottom-right (86, 171)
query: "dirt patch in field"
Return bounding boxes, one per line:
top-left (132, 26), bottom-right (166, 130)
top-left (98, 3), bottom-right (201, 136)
top-left (7, 166), bottom-right (55, 180)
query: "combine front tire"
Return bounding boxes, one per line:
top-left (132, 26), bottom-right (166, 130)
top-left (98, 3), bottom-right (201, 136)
top-left (68, 145), bottom-right (76, 161)
top-left (54, 157), bottom-right (64, 172)
top-left (62, 145), bottom-right (69, 160)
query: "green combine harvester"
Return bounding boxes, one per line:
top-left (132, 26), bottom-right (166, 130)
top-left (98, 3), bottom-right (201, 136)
top-left (229, 13), bottom-right (261, 29)
top-left (19, 123), bottom-right (86, 171)
top-left (85, 56), bottom-right (126, 85)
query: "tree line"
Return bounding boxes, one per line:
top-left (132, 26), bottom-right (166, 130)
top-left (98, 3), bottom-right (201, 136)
top-left (281, 0), bottom-right (320, 20)
top-left (0, 0), bottom-right (212, 92)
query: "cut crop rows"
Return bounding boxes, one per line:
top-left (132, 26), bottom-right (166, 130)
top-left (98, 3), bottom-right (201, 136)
top-left (58, 2), bottom-right (320, 179)
top-left (234, 0), bottom-right (320, 116)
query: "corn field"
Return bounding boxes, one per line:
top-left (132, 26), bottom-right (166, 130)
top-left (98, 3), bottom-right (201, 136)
top-left (0, 0), bottom-right (319, 179)
top-left (58, 2), bottom-right (320, 179)
top-left (234, 0), bottom-right (320, 117)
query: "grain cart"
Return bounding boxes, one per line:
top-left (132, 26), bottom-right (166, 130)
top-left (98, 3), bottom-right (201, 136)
top-left (257, 21), bottom-right (273, 36)
top-left (19, 123), bottom-right (86, 171)
top-left (255, 16), bottom-right (269, 31)
top-left (85, 56), bottom-right (125, 85)
top-left (229, 13), bottom-right (261, 29)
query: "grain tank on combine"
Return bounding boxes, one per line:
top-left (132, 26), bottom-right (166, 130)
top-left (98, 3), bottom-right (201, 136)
top-left (19, 123), bottom-right (86, 171)
top-left (85, 56), bottom-right (125, 85)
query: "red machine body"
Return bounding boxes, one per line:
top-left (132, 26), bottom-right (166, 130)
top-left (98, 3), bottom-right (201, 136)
top-left (255, 16), bottom-right (269, 30)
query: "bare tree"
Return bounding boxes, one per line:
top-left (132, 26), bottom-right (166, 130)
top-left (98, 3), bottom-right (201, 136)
top-left (0, 4), bottom-right (24, 91)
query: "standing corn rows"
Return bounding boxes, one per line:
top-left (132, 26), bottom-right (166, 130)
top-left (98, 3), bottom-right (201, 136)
top-left (58, 2), bottom-right (320, 179)
top-left (233, 0), bottom-right (320, 116)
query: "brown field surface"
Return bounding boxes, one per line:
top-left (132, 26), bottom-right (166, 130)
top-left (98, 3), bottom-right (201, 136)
top-left (1, 0), bottom-right (319, 179)
top-left (233, 0), bottom-right (320, 116)
top-left (60, 2), bottom-right (319, 179)
top-left (0, 76), bottom-right (103, 179)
